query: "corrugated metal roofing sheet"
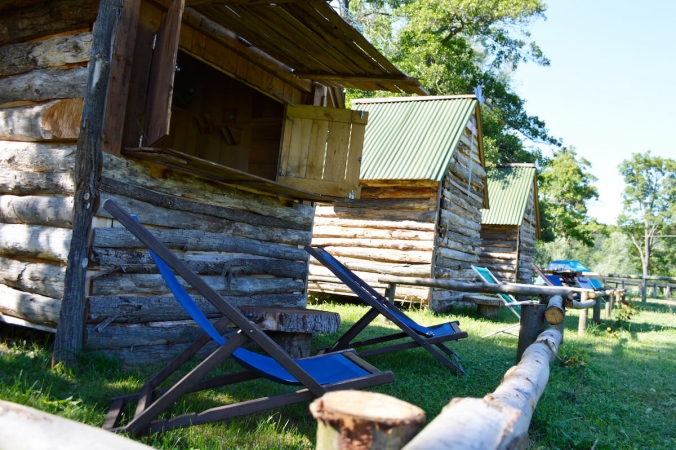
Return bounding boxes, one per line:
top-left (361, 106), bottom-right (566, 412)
top-left (481, 166), bottom-right (537, 226)
top-left (352, 96), bottom-right (478, 181)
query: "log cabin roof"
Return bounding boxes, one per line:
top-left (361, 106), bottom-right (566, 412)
top-left (481, 164), bottom-right (541, 237)
top-left (189, 0), bottom-right (427, 95)
top-left (351, 95), bottom-right (483, 181)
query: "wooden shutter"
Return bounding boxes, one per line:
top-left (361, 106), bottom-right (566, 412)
top-left (144, 0), bottom-right (184, 146)
top-left (278, 105), bottom-right (367, 199)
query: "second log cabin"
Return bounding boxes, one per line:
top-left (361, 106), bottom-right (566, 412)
top-left (309, 95), bottom-right (489, 312)
top-left (478, 163), bottom-right (541, 284)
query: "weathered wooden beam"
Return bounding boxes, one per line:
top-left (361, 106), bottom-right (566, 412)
top-left (0, 256), bottom-right (66, 299)
top-left (0, 98), bottom-right (83, 141)
top-left (0, 223), bottom-right (72, 263)
top-left (0, 284), bottom-right (61, 327)
top-left (0, 195), bottom-right (74, 227)
top-left (0, 140), bottom-right (76, 171)
top-left (516, 303), bottom-right (545, 362)
top-left (0, 171), bottom-right (74, 195)
top-left (53, 0), bottom-right (117, 367)
top-left (403, 329), bottom-right (562, 450)
top-left (0, 67), bottom-right (88, 104)
top-left (0, 0), bottom-right (98, 45)
top-left (0, 32), bottom-right (92, 77)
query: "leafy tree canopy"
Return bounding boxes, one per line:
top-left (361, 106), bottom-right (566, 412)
top-left (617, 151), bottom-right (676, 281)
top-left (538, 146), bottom-right (599, 246)
top-left (346, 0), bottom-right (561, 165)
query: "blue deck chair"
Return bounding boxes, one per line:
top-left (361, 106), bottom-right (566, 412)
top-left (471, 266), bottom-right (521, 318)
top-left (102, 200), bottom-right (394, 436)
top-left (306, 246), bottom-right (468, 375)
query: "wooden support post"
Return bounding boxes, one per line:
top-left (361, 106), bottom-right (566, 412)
top-left (592, 292), bottom-right (602, 324)
top-left (516, 303), bottom-right (545, 363)
top-left (53, 0), bottom-right (119, 367)
top-left (310, 391), bottom-right (425, 450)
top-left (666, 285), bottom-right (672, 298)
top-left (385, 283), bottom-right (396, 303)
top-left (605, 293), bottom-right (614, 319)
top-left (652, 283), bottom-right (658, 298)
top-left (577, 291), bottom-right (589, 336)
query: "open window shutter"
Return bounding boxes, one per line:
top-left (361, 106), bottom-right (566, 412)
top-left (144, 0), bottom-right (184, 146)
top-left (278, 105), bottom-right (367, 199)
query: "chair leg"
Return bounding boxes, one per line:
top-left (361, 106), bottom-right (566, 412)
top-left (321, 307), bottom-right (380, 353)
top-left (122, 331), bottom-right (249, 436)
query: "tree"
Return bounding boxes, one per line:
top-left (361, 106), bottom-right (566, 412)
top-left (538, 147), bottom-right (599, 245)
top-left (345, 0), bottom-right (560, 165)
top-left (618, 151), bottom-right (676, 301)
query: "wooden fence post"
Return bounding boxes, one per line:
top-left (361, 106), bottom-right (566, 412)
top-left (516, 303), bottom-right (545, 362)
top-left (592, 292), bottom-right (602, 324)
top-left (605, 293), bottom-right (613, 319)
top-left (578, 291), bottom-right (588, 336)
top-left (310, 390), bottom-right (425, 450)
top-left (385, 283), bottom-right (396, 302)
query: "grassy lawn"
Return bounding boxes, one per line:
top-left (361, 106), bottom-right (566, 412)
top-left (1, 295), bottom-right (675, 449)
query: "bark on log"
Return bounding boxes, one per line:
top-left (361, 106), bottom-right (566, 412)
top-left (435, 236), bottom-right (481, 255)
top-left (403, 329), bottom-right (562, 450)
top-left (0, 400), bottom-right (154, 450)
top-left (87, 293), bottom-right (306, 324)
top-left (309, 258), bottom-right (431, 278)
top-left (359, 186), bottom-right (438, 200)
top-left (85, 320), bottom-right (223, 349)
top-left (101, 176), bottom-right (310, 231)
top-left (103, 153), bottom-right (315, 226)
top-left (0, 256), bottom-right (65, 299)
top-left (91, 340), bottom-right (221, 366)
top-left (0, 32), bottom-right (92, 77)
top-left (439, 209), bottom-right (481, 233)
top-left (0, 98), bottom-right (83, 141)
top-left (316, 246), bottom-right (432, 264)
top-left (436, 246), bottom-right (480, 264)
top-left (443, 175), bottom-right (483, 209)
top-left (441, 187), bottom-right (479, 217)
top-left (0, 140), bottom-right (76, 171)
top-left (92, 228), bottom-right (308, 261)
top-left (0, 194), bottom-right (74, 227)
top-left (439, 228), bottom-right (483, 247)
top-left (0, 67), bottom-right (88, 104)
top-left (90, 250), bottom-right (307, 279)
top-left (329, 197), bottom-right (437, 211)
top-left (89, 273), bottom-right (304, 296)
top-left (0, 171), bottom-right (74, 195)
top-left (311, 237), bottom-right (433, 251)
top-left (97, 192), bottom-right (311, 245)
top-left (0, 0), bottom-right (98, 45)
top-left (313, 216), bottom-right (435, 232)
top-left (434, 256), bottom-right (472, 271)
top-left (312, 225), bottom-right (434, 241)
top-left (0, 283), bottom-right (61, 327)
top-left (0, 223), bottom-right (72, 262)
top-left (315, 204), bottom-right (437, 223)
top-left (311, 391), bottom-right (425, 450)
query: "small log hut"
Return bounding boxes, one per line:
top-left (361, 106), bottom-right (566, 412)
top-left (0, 0), bottom-right (426, 364)
top-left (479, 163), bottom-right (541, 284)
top-left (309, 96), bottom-right (488, 311)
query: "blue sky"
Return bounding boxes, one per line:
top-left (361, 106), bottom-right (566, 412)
top-left (512, 0), bottom-right (676, 224)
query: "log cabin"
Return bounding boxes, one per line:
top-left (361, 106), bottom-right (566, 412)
top-left (0, 0), bottom-right (426, 364)
top-left (308, 95), bottom-right (488, 312)
top-left (478, 163), bottom-right (541, 284)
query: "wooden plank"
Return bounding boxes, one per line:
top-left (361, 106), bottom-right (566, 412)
top-left (0, 32), bottom-right (92, 77)
top-left (53, 0), bottom-right (118, 366)
top-left (101, 0), bottom-right (141, 156)
top-left (144, 0), bottom-right (185, 146)
top-left (324, 121), bottom-right (351, 182)
top-left (304, 120), bottom-right (329, 179)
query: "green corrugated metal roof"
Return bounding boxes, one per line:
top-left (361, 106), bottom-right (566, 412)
top-left (481, 165), bottom-right (538, 226)
top-left (352, 96), bottom-right (479, 181)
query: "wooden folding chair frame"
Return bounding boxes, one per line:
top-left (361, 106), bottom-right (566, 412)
top-left (102, 200), bottom-right (393, 436)
top-left (306, 246), bottom-right (468, 375)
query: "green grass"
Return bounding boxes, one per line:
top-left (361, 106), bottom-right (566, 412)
top-left (1, 295), bottom-right (675, 449)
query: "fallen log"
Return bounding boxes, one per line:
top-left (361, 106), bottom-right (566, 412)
top-left (403, 329), bottom-right (562, 450)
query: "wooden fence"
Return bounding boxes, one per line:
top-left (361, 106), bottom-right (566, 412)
top-left (585, 272), bottom-right (676, 298)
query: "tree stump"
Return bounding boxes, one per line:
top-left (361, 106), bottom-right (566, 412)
top-left (310, 390), bottom-right (425, 450)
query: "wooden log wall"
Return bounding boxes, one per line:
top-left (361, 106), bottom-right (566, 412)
top-left (0, 27), bottom-right (89, 332)
top-left (310, 180), bottom-right (439, 304)
top-left (429, 114), bottom-right (486, 311)
top-left (86, 153), bottom-right (314, 363)
top-left (478, 182), bottom-right (537, 284)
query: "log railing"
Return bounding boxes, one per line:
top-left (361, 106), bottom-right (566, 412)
top-left (584, 272), bottom-right (676, 298)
